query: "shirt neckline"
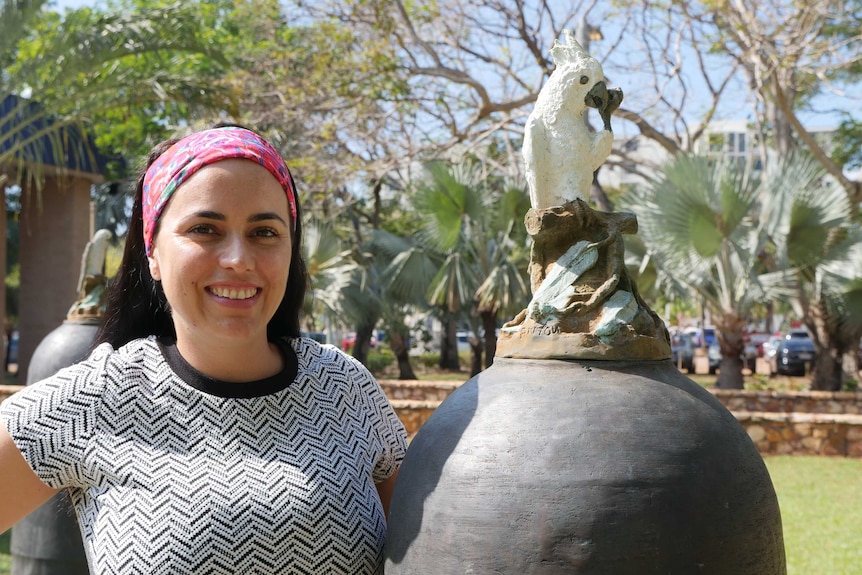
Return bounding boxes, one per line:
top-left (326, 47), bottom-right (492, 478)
top-left (156, 337), bottom-right (298, 398)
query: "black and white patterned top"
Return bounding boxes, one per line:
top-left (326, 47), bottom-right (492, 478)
top-left (1, 336), bottom-right (407, 575)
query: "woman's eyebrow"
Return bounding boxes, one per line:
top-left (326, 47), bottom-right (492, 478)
top-left (248, 212), bottom-right (288, 225)
top-left (189, 211), bottom-right (287, 226)
top-left (192, 210), bottom-right (225, 220)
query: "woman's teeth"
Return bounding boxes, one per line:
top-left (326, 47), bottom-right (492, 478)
top-left (211, 287), bottom-right (257, 300)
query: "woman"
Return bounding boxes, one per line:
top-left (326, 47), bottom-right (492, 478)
top-left (0, 125), bottom-right (407, 574)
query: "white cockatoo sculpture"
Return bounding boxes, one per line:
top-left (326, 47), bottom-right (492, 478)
top-left (523, 29), bottom-right (622, 210)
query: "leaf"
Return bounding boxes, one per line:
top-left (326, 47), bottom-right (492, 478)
top-left (689, 209), bottom-right (724, 257)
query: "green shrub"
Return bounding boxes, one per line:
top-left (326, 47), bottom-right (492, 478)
top-left (366, 347), bottom-right (395, 375)
top-left (745, 374), bottom-right (772, 391)
top-left (415, 353), bottom-right (440, 369)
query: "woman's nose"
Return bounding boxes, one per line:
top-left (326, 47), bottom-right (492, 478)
top-left (219, 235), bottom-right (253, 270)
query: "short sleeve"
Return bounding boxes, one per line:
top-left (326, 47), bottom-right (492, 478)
top-left (0, 342), bottom-right (114, 489)
top-left (339, 351), bottom-right (408, 483)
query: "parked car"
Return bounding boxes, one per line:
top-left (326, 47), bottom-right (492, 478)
top-left (456, 331), bottom-right (472, 353)
top-left (683, 326), bottom-right (715, 348)
top-left (7, 329), bottom-right (19, 364)
top-left (707, 342), bottom-right (721, 374)
top-left (762, 335), bottom-right (784, 362)
top-left (708, 339), bottom-right (757, 373)
top-left (670, 333), bottom-right (695, 373)
top-left (5, 329), bottom-right (19, 372)
top-left (743, 343), bottom-right (758, 372)
top-left (769, 336), bottom-right (815, 376)
top-left (341, 332), bottom-right (378, 350)
top-left (747, 333), bottom-right (771, 357)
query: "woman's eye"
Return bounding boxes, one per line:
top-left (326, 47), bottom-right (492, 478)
top-left (189, 224), bottom-right (216, 235)
top-left (253, 227), bottom-right (279, 238)
top-left (580, 75), bottom-right (589, 85)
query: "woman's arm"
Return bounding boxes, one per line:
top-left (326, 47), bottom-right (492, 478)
top-left (375, 468), bottom-right (399, 521)
top-left (0, 421), bottom-right (60, 533)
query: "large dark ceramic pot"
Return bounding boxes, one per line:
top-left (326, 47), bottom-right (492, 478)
top-left (385, 357), bottom-right (785, 574)
top-left (12, 321), bottom-right (98, 575)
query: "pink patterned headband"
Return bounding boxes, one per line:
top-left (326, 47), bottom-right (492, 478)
top-left (142, 127), bottom-right (298, 256)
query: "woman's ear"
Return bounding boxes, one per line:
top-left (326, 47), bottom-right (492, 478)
top-left (148, 251), bottom-right (161, 281)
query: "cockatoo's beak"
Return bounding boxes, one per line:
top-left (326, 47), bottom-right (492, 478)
top-left (585, 81), bottom-right (609, 111)
top-left (585, 81), bottom-right (623, 132)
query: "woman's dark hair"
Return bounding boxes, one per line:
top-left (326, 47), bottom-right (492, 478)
top-left (94, 125), bottom-right (308, 349)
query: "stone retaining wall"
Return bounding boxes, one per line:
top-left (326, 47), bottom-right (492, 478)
top-left (712, 389), bottom-right (862, 414)
top-left (5, 382), bottom-right (861, 457)
top-left (735, 411), bottom-right (862, 457)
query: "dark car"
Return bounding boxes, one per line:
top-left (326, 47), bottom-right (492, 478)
top-left (769, 336), bottom-right (815, 376)
top-left (671, 333), bottom-right (695, 373)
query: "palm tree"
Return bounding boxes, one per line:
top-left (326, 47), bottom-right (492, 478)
top-left (473, 186), bottom-right (531, 368)
top-left (373, 230), bottom-right (439, 379)
top-left (381, 161), bottom-right (530, 376)
top-left (631, 152), bottom-right (862, 390)
top-left (758, 153), bottom-right (862, 390)
top-left (627, 154), bottom-right (765, 389)
top-left (301, 220), bottom-right (357, 335)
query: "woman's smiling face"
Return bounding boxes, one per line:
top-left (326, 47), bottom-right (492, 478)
top-left (147, 158), bottom-right (292, 348)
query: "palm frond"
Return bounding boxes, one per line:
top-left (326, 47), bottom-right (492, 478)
top-left (428, 252), bottom-right (479, 313)
top-left (413, 161), bottom-right (486, 252)
top-left (475, 260), bottom-right (528, 316)
top-left (302, 221), bottom-right (358, 319)
top-left (338, 267), bottom-right (384, 326)
top-left (380, 246), bottom-right (440, 303)
top-left (370, 228), bottom-right (415, 260)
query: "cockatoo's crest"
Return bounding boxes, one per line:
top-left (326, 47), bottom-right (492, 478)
top-left (550, 29), bottom-right (591, 67)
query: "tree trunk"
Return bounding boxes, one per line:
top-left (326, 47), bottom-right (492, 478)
top-left (804, 302), bottom-right (855, 391)
top-left (469, 340), bottom-right (483, 377)
top-left (481, 311), bottom-right (497, 369)
top-left (810, 349), bottom-right (841, 391)
top-left (717, 355), bottom-right (745, 389)
top-left (765, 301), bottom-right (774, 334)
top-left (765, 98), bottom-right (796, 157)
top-left (438, 316), bottom-right (460, 371)
top-left (715, 321), bottom-right (746, 389)
top-left (388, 330), bottom-right (418, 380)
top-left (352, 321), bottom-right (376, 367)
top-left (809, 325), bottom-right (861, 392)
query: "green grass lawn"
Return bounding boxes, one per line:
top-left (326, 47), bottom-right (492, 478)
top-left (1, 456), bottom-right (858, 574)
top-left (765, 456), bottom-right (862, 575)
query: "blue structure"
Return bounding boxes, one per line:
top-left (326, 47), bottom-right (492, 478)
top-left (1, 94), bottom-right (109, 174)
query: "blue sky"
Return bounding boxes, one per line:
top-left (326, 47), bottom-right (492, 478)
top-left (48, 0), bottom-right (857, 130)
top-left (53, 0), bottom-right (97, 8)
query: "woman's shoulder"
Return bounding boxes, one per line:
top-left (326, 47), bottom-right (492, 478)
top-left (69, 337), bottom-right (162, 374)
top-left (29, 338), bottom-right (160, 388)
top-left (289, 336), bottom-right (371, 375)
top-left (112, 336), bottom-right (162, 360)
top-left (290, 335), bottom-right (354, 359)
